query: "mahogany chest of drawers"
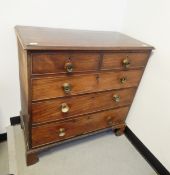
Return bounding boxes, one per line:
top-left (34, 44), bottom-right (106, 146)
top-left (15, 26), bottom-right (153, 166)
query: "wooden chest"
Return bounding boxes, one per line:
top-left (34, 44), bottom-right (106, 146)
top-left (15, 26), bottom-right (154, 166)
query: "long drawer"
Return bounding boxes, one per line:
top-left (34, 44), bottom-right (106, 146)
top-left (32, 88), bottom-right (136, 124)
top-left (32, 107), bottom-right (129, 148)
top-left (32, 70), bottom-right (142, 101)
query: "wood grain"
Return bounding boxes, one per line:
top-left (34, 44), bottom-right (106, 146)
top-left (102, 52), bottom-right (150, 70)
top-left (32, 52), bottom-right (100, 74)
top-left (15, 26), bottom-right (154, 50)
top-left (32, 107), bottom-right (129, 148)
top-left (32, 70), bottom-right (142, 101)
top-left (32, 88), bottom-right (136, 124)
top-left (15, 26), bottom-right (154, 166)
top-left (17, 39), bottom-right (31, 148)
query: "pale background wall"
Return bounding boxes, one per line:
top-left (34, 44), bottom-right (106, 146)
top-left (123, 0), bottom-right (170, 171)
top-left (1, 0), bottom-right (170, 171)
top-left (0, 0), bottom-right (127, 133)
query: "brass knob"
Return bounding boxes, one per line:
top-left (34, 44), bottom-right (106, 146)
top-left (120, 77), bottom-right (127, 84)
top-left (58, 128), bottom-right (66, 137)
top-left (63, 83), bottom-right (71, 93)
top-left (122, 58), bottom-right (130, 68)
top-left (65, 62), bottom-right (73, 73)
top-left (113, 94), bottom-right (120, 102)
top-left (61, 103), bottom-right (70, 113)
top-left (107, 116), bottom-right (113, 126)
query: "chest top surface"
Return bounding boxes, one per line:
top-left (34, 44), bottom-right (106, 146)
top-left (15, 26), bottom-right (154, 51)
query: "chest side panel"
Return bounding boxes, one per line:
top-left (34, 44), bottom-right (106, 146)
top-left (18, 40), bottom-right (31, 148)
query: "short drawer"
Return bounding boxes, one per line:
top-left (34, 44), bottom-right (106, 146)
top-left (101, 52), bottom-right (150, 70)
top-left (32, 52), bottom-right (100, 74)
top-left (32, 88), bottom-right (136, 124)
top-left (32, 107), bottom-right (129, 148)
top-left (32, 70), bottom-right (143, 101)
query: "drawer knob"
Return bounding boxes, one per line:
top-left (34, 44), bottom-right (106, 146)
top-left (58, 128), bottom-right (66, 137)
top-left (65, 62), bottom-right (73, 73)
top-left (61, 103), bottom-right (70, 113)
top-left (120, 77), bottom-right (127, 84)
top-left (63, 83), bottom-right (71, 93)
top-left (107, 116), bottom-right (113, 126)
top-left (122, 58), bottom-right (130, 68)
top-left (113, 94), bottom-right (120, 102)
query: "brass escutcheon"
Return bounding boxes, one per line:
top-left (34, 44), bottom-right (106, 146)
top-left (65, 62), bottom-right (73, 73)
top-left (63, 83), bottom-right (71, 93)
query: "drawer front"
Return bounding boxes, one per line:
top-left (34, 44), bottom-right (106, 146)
top-left (102, 52), bottom-right (149, 70)
top-left (32, 88), bottom-right (136, 124)
top-left (32, 52), bottom-right (100, 74)
top-left (32, 107), bottom-right (129, 148)
top-left (32, 70), bottom-right (142, 101)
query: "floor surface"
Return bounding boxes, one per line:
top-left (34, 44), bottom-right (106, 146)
top-left (5, 125), bottom-right (157, 175)
top-left (0, 141), bottom-right (9, 175)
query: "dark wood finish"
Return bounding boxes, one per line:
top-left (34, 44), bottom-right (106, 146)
top-left (17, 40), bottom-right (31, 149)
top-left (31, 51), bottom-right (149, 75)
top-left (102, 52), bottom-right (150, 70)
top-left (32, 107), bottom-right (129, 148)
top-left (32, 88), bottom-right (135, 124)
top-left (15, 26), bottom-right (153, 166)
top-left (114, 125), bottom-right (126, 136)
top-left (26, 151), bottom-right (39, 166)
top-left (32, 52), bottom-right (100, 74)
top-left (15, 26), bottom-right (154, 50)
top-left (30, 124), bottom-right (125, 155)
top-left (32, 70), bottom-right (142, 101)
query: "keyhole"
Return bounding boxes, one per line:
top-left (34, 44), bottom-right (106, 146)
top-left (96, 75), bottom-right (100, 82)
